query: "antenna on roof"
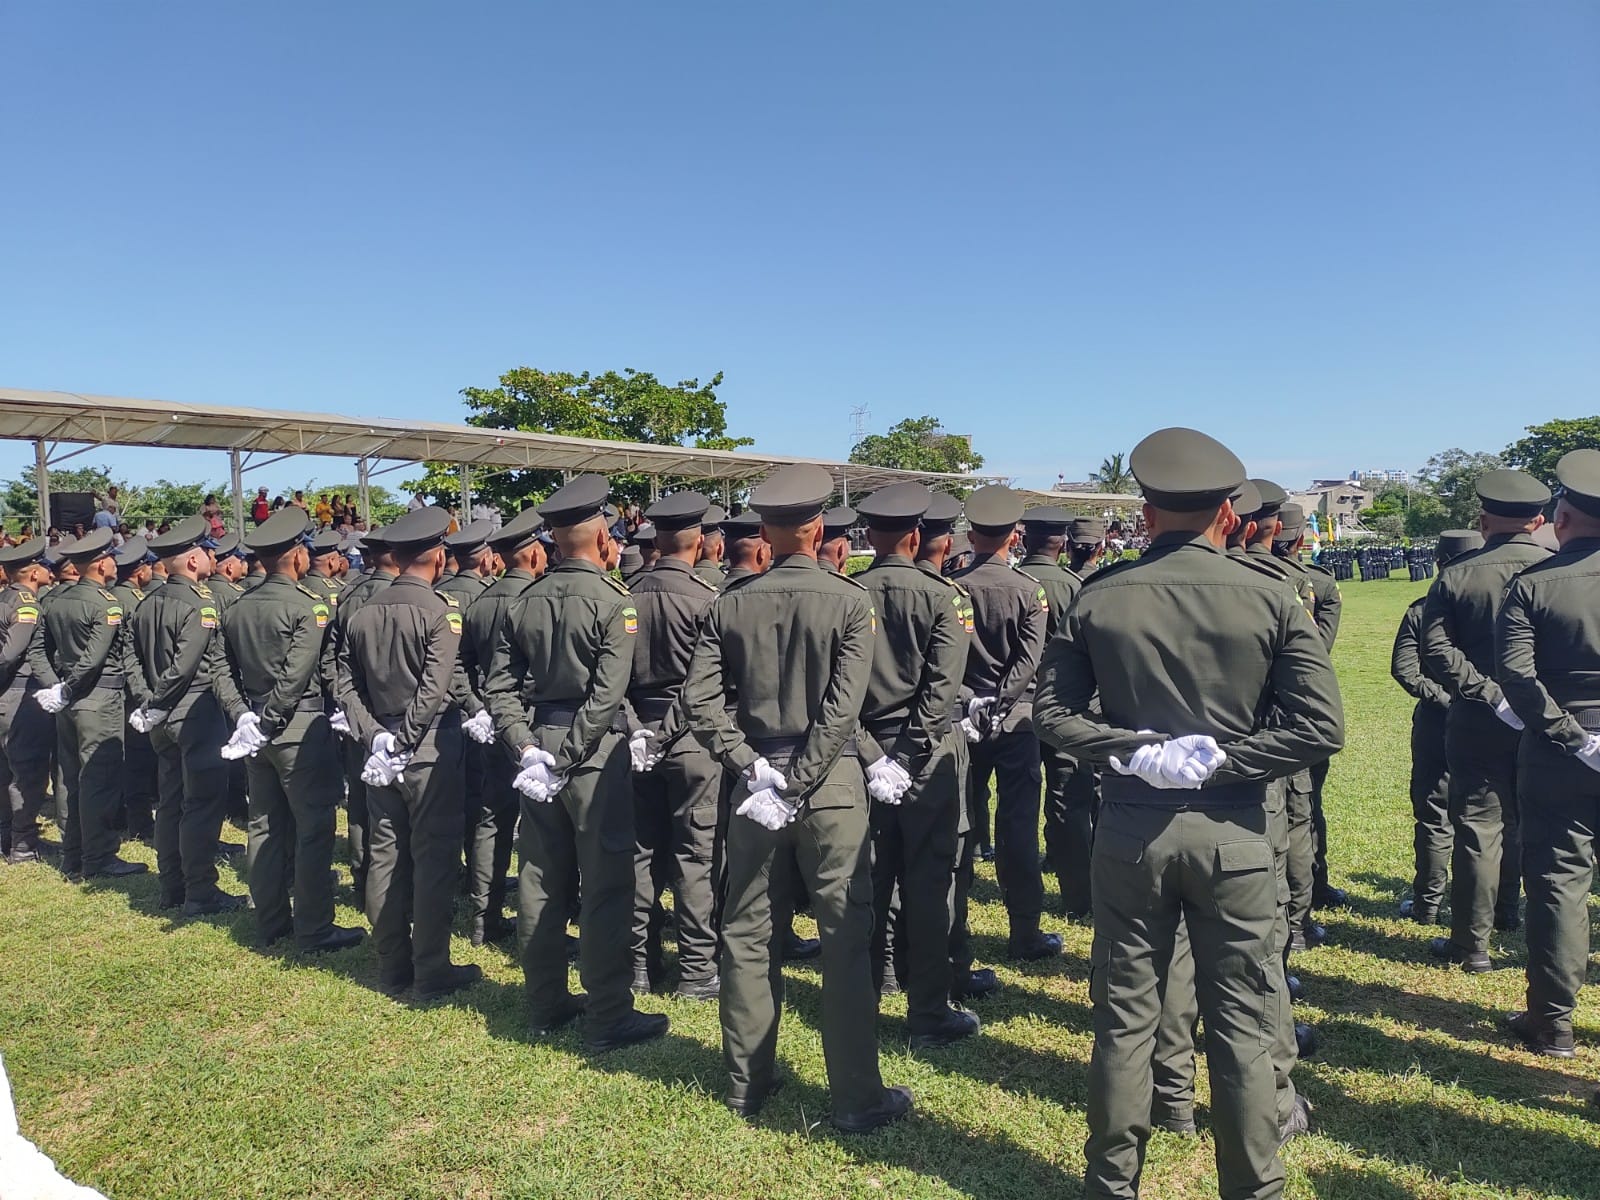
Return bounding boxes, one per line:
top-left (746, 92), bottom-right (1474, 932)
top-left (849, 405), bottom-right (870, 442)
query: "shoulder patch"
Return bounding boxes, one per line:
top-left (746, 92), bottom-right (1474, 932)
top-left (445, 610), bottom-right (463, 634)
top-left (311, 602), bottom-right (330, 628)
top-left (199, 604), bottom-right (218, 629)
top-left (622, 605), bottom-right (639, 635)
top-left (14, 604), bottom-right (38, 624)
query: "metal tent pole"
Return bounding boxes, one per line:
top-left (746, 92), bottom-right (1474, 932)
top-left (229, 448), bottom-right (245, 533)
top-left (34, 439), bottom-right (50, 531)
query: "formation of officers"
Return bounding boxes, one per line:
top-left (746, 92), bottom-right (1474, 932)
top-left (3, 433), bottom-right (1596, 1198)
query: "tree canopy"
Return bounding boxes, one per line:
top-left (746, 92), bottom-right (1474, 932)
top-left (402, 367), bottom-right (752, 511)
top-left (1089, 452), bottom-right (1137, 494)
top-left (1414, 448), bottom-right (1505, 531)
top-left (1502, 417), bottom-right (1600, 489)
top-left (848, 416), bottom-right (982, 477)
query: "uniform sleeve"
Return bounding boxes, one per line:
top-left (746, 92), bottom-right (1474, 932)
top-left (1313, 574), bottom-right (1341, 649)
top-left (1421, 575), bottom-right (1499, 706)
top-left (26, 607), bottom-right (60, 688)
top-left (682, 601), bottom-right (757, 777)
top-left (993, 583), bottom-right (1047, 726)
top-left (897, 588), bottom-right (966, 770)
top-left (485, 600), bottom-right (534, 756)
top-left (210, 606), bottom-right (248, 725)
top-left (1496, 576), bottom-right (1585, 752)
top-left (397, 608), bottom-right (460, 753)
top-left (1032, 602), bottom-right (1157, 764)
top-left (142, 600), bottom-right (218, 710)
top-left (0, 601), bottom-right (33, 686)
top-left (1213, 595), bottom-right (1345, 782)
top-left (550, 599), bottom-right (632, 775)
top-left (1391, 603), bottom-right (1450, 708)
top-left (787, 592), bottom-right (874, 800)
top-left (259, 606), bottom-right (321, 737)
top-left (60, 602), bottom-right (118, 701)
top-left (334, 616), bottom-right (380, 750)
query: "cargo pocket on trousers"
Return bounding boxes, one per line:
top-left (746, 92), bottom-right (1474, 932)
top-left (1251, 955), bottom-right (1281, 1047)
top-left (1088, 941), bottom-right (1112, 1009)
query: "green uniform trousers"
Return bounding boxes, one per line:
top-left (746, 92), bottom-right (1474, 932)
top-left (1086, 800), bottom-right (1286, 1200)
top-left (1409, 703), bottom-right (1451, 916)
top-left (518, 725), bottom-right (637, 1033)
top-left (968, 728), bottom-right (1045, 939)
top-left (57, 689), bottom-right (125, 876)
top-left (121, 724), bottom-right (157, 841)
top-left (947, 733), bottom-right (976, 981)
top-left (470, 746), bottom-right (519, 927)
top-left (1043, 745), bottom-right (1097, 917)
top-left (246, 710), bottom-right (342, 945)
top-left (1445, 703), bottom-right (1523, 953)
top-left (460, 739), bottom-right (487, 877)
top-left (0, 683), bottom-right (53, 856)
top-left (631, 734), bottom-right (722, 986)
top-left (365, 721), bottom-right (464, 988)
top-left (869, 737), bottom-right (961, 1032)
top-left (1517, 736), bottom-right (1600, 1038)
top-left (150, 690), bottom-right (230, 903)
top-left (342, 739), bottom-right (372, 902)
top-left (1309, 756), bottom-right (1333, 894)
top-left (721, 753), bottom-right (884, 1117)
top-left (1284, 771), bottom-right (1315, 940)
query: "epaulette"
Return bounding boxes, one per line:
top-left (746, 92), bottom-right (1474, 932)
top-left (1014, 567), bottom-right (1042, 585)
top-left (1233, 555), bottom-right (1290, 584)
top-left (1079, 558), bottom-right (1139, 588)
top-left (719, 571), bottom-right (761, 594)
top-left (191, 581), bottom-right (213, 598)
top-left (831, 571), bottom-right (869, 592)
top-left (600, 573), bottom-right (631, 597)
top-left (1308, 563), bottom-right (1334, 578)
top-left (438, 591), bottom-right (462, 607)
top-left (14, 587), bottom-right (37, 602)
top-left (690, 573), bottom-right (720, 593)
top-left (98, 588), bottom-right (118, 601)
top-left (295, 583), bottom-right (321, 600)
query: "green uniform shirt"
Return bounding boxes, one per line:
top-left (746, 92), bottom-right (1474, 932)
top-left (1033, 531), bottom-right (1344, 793)
top-left (1421, 531), bottom-right (1551, 709)
top-left (300, 570), bottom-right (343, 611)
top-left (626, 557), bottom-right (719, 739)
top-left (28, 579), bottom-right (129, 701)
top-left (321, 567), bottom-right (396, 703)
top-left (435, 569), bottom-right (490, 609)
top-left (124, 576), bottom-right (226, 712)
top-left (1495, 535), bottom-right (1600, 753)
top-left (681, 553), bottom-right (873, 800)
top-left (459, 567), bottom-right (541, 704)
top-left (1018, 552), bottom-right (1081, 640)
top-left (694, 560), bottom-right (726, 588)
top-left (949, 552), bottom-right (1048, 732)
top-left (720, 566), bottom-right (757, 588)
top-left (335, 575), bottom-right (462, 755)
top-left (1392, 596), bottom-right (1451, 710)
top-left (0, 584), bottom-right (42, 690)
top-left (484, 559), bottom-right (635, 775)
top-left (209, 576), bottom-right (247, 613)
top-left (855, 553), bottom-right (968, 772)
top-left (210, 574), bottom-right (332, 735)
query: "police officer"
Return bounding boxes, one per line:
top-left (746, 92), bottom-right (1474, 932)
top-left (28, 528), bottom-right (144, 880)
top-left (0, 539), bottom-right (54, 863)
top-left (915, 495), bottom-right (999, 1004)
top-left (1422, 469), bottom-right (1552, 972)
top-left (952, 485), bottom-right (1057, 960)
top-left (485, 475), bottom-right (668, 1052)
top-left (127, 516), bottom-right (242, 915)
top-left (437, 519), bottom-right (499, 868)
top-left (682, 463), bottom-right (910, 1130)
top-left (721, 511), bottom-right (769, 583)
top-left (111, 540), bottom-right (158, 843)
top-left (336, 506), bottom-right (480, 1001)
top-left (1034, 428), bottom-right (1343, 1200)
top-left (819, 506), bottom-right (857, 572)
top-left (694, 505), bottom-right (727, 586)
top-left (622, 522), bottom-right (657, 586)
top-left (625, 491), bottom-right (724, 998)
top-left (437, 520), bottom-right (497, 606)
top-left (300, 531), bottom-right (345, 607)
top-left (1392, 530), bottom-right (1481, 923)
top-left (211, 507), bottom-right (362, 953)
top-left (458, 506), bottom-right (547, 946)
top-left (1497, 450), bottom-right (1600, 1058)
top-left (208, 534), bottom-right (250, 610)
top-left (855, 482), bottom-right (977, 1048)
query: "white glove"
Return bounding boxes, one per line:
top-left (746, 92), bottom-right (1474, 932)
top-left (220, 712), bottom-right (267, 761)
top-left (144, 707), bottom-right (169, 730)
top-left (965, 695), bottom-right (997, 737)
top-left (513, 745), bottom-right (562, 801)
top-left (746, 756), bottom-right (789, 795)
top-left (360, 751), bottom-right (398, 786)
top-left (866, 756), bottom-right (914, 804)
top-left (960, 717), bottom-right (982, 743)
top-left (33, 684), bottom-right (66, 714)
top-left (737, 787), bottom-right (798, 830)
top-left (329, 708), bottom-right (351, 736)
top-left (1109, 733), bottom-right (1226, 791)
top-left (462, 709), bottom-right (495, 744)
top-left (1576, 733), bottom-right (1600, 774)
top-left (128, 707), bottom-right (149, 734)
top-left (628, 728), bottom-right (660, 773)
top-left (372, 731), bottom-right (398, 758)
top-left (1494, 698), bottom-right (1525, 731)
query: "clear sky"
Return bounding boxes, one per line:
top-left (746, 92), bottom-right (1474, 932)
top-left (2, 2), bottom-right (1596, 497)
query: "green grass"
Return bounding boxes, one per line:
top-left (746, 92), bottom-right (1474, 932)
top-left (4, 577), bottom-right (1599, 1199)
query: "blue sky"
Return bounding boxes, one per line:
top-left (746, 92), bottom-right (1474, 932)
top-left (2, 2), bottom-right (1596, 497)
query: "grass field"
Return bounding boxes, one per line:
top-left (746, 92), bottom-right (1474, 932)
top-left (4, 577), bottom-right (1599, 1199)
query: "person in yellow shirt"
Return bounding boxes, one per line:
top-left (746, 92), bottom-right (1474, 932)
top-left (314, 494), bottom-right (333, 528)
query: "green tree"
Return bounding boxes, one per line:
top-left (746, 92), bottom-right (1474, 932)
top-left (1502, 417), bottom-right (1600, 489)
top-left (1089, 452), bottom-right (1136, 494)
top-left (1402, 491), bottom-right (1450, 539)
top-left (848, 416), bottom-right (983, 476)
top-left (1362, 482), bottom-right (1408, 538)
top-left (0, 464), bottom-right (120, 526)
top-left (124, 479), bottom-right (224, 523)
top-left (401, 367), bottom-right (752, 512)
top-left (1416, 448), bottom-right (1504, 529)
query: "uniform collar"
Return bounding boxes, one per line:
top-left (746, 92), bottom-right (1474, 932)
top-left (1556, 535), bottom-right (1600, 555)
top-left (504, 567), bottom-right (540, 583)
top-left (390, 574), bottom-right (434, 590)
top-left (770, 553), bottom-right (821, 571)
top-left (553, 558), bottom-right (605, 576)
top-left (1150, 531), bottom-right (1222, 553)
top-left (868, 553), bottom-right (916, 569)
top-left (1020, 552), bottom-right (1061, 568)
top-left (1486, 532), bottom-right (1537, 548)
top-left (652, 557), bottom-right (697, 575)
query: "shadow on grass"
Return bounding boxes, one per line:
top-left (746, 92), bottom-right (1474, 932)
top-left (1303, 1164), bottom-right (1422, 1199)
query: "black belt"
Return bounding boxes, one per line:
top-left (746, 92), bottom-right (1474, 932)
top-left (864, 715), bottom-right (908, 739)
top-left (748, 734), bottom-right (859, 760)
top-left (250, 696), bottom-right (324, 715)
top-left (1101, 776), bottom-right (1267, 810)
top-left (1572, 709), bottom-right (1600, 731)
top-left (92, 675), bottom-right (125, 691)
top-left (534, 703), bottom-right (628, 734)
top-left (629, 695), bottom-right (678, 724)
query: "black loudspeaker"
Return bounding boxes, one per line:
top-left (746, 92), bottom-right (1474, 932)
top-left (48, 492), bottom-right (97, 532)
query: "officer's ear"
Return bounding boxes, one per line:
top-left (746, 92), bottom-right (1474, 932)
top-left (908, 526), bottom-right (922, 558)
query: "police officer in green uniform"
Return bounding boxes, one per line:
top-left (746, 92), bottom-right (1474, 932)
top-left (111, 541), bottom-right (158, 843)
top-left (694, 505), bottom-right (727, 586)
top-left (458, 506), bottom-right (547, 945)
top-left (127, 517), bottom-right (242, 915)
top-left (1497, 450), bottom-right (1600, 1058)
top-left (326, 525), bottom-right (396, 904)
top-left (1296, 530), bottom-right (1345, 911)
top-left (1034, 428), bottom-right (1343, 1200)
top-left (211, 507), bottom-right (363, 953)
top-left (28, 528), bottom-right (145, 880)
top-left (855, 482), bottom-right (978, 1048)
top-left (915, 494), bottom-right (1000, 1004)
top-left (682, 464), bottom-right (910, 1130)
top-left (1392, 530), bottom-right (1481, 922)
top-left (437, 519), bottom-right (498, 869)
top-left (336, 506), bottom-right (480, 1001)
top-left (624, 491), bottom-right (724, 998)
top-left (819, 506), bottom-right (856, 572)
top-left (1422, 469), bottom-right (1552, 971)
top-left (0, 539), bottom-right (55, 863)
top-left (952, 485), bottom-right (1058, 960)
top-left (622, 522), bottom-right (657, 586)
top-left (485, 475), bottom-right (668, 1051)
top-left (301, 531), bottom-right (345, 607)
top-left (208, 534), bottom-right (249, 610)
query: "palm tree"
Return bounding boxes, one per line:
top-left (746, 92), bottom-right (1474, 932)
top-left (1090, 451), bottom-right (1136, 494)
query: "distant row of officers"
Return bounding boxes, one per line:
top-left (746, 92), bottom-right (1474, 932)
top-left (5, 436), bottom-right (1599, 1200)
